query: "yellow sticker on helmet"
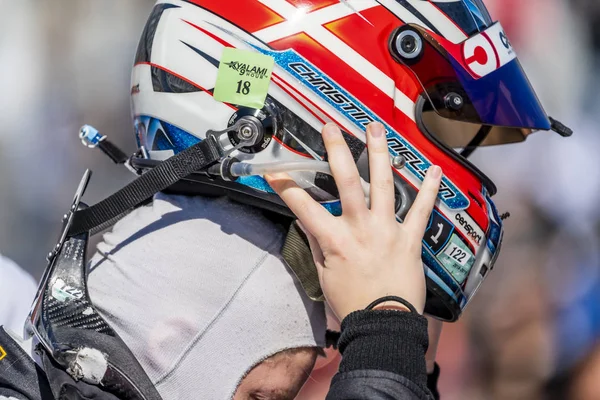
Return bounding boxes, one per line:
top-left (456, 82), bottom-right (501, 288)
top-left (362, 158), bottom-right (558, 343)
top-left (0, 345), bottom-right (6, 361)
top-left (213, 48), bottom-right (275, 109)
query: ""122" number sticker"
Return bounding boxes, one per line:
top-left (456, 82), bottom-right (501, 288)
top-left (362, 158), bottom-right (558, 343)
top-left (443, 243), bottom-right (472, 267)
top-left (437, 234), bottom-right (475, 284)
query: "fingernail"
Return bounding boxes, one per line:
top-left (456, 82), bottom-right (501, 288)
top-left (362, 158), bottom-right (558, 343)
top-left (429, 165), bottom-right (442, 179)
top-left (369, 122), bottom-right (385, 138)
top-left (323, 123), bottom-right (340, 137)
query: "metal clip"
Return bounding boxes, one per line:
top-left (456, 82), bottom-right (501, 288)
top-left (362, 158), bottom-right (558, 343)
top-left (79, 125), bottom-right (106, 148)
top-left (206, 117), bottom-right (262, 160)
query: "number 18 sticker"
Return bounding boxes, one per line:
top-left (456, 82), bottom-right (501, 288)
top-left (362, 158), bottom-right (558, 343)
top-left (213, 48), bottom-right (275, 109)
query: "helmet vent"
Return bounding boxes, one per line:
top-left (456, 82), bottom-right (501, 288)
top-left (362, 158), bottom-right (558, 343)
top-left (151, 67), bottom-right (201, 94)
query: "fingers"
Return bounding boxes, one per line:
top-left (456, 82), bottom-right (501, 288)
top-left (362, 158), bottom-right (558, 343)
top-left (266, 172), bottom-right (332, 239)
top-left (404, 166), bottom-right (442, 236)
top-left (366, 123), bottom-right (396, 218)
top-left (322, 124), bottom-right (368, 216)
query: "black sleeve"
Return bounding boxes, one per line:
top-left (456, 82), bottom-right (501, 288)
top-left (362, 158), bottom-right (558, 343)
top-left (427, 363), bottom-right (441, 400)
top-left (0, 327), bottom-right (54, 400)
top-left (0, 326), bottom-right (123, 400)
top-left (326, 310), bottom-right (434, 400)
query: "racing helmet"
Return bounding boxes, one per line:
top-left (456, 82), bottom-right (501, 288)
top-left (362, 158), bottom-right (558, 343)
top-left (130, 0), bottom-right (571, 321)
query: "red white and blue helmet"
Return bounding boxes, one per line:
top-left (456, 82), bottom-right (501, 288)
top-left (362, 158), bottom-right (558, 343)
top-left (130, 0), bottom-right (571, 321)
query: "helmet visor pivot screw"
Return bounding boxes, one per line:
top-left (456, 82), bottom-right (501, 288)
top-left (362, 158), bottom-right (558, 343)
top-left (401, 36), bottom-right (416, 53)
top-left (231, 116), bottom-right (263, 148)
top-left (444, 92), bottom-right (464, 111)
top-left (394, 30), bottom-right (423, 60)
top-left (240, 125), bottom-right (255, 140)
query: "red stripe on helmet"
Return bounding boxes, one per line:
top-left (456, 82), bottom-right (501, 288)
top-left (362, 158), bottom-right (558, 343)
top-left (182, 20), bottom-right (232, 48)
top-left (270, 32), bottom-right (398, 123)
top-left (322, 6), bottom-right (422, 100)
top-left (183, 0), bottom-right (286, 32)
top-left (285, 0), bottom-right (340, 12)
top-left (272, 73), bottom-right (353, 133)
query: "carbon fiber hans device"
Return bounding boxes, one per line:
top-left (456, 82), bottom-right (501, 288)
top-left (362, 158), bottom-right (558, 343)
top-left (26, 129), bottom-right (223, 398)
top-left (27, 171), bottom-right (163, 400)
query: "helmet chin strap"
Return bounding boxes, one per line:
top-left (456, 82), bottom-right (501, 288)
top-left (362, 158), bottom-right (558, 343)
top-left (459, 125), bottom-right (492, 159)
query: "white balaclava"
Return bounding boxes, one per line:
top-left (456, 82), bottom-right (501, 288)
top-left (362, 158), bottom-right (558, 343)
top-left (88, 193), bottom-right (326, 399)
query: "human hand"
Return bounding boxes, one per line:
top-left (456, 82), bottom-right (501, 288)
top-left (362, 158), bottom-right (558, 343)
top-left (265, 122), bottom-right (442, 321)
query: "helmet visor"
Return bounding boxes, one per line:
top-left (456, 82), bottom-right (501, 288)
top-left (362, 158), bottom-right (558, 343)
top-left (394, 21), bottom-right (551, 146)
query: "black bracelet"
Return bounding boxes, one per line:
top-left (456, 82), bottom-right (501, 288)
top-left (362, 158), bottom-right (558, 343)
top-left (365, 296), bottom-right (418, 314)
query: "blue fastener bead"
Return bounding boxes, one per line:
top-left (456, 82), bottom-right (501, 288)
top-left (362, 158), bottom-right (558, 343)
top-left (79, 125), bottom-right (105, 148)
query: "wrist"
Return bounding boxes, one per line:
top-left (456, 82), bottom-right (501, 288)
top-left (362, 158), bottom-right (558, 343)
top-left (372, 302), bottom-right (412, 312)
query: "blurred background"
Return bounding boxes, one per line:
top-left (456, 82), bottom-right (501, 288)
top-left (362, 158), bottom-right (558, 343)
top-left (0, 0), bottom-right (599, 399)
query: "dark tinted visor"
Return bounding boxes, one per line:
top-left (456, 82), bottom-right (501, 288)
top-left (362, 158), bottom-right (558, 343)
top-left (421, 111), bottom-right (533, 148)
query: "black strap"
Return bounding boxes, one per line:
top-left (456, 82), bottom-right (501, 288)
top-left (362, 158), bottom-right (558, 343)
top-left (365, 296), bottom-right (418, 314)
top-left (459, 125), bottom-right (492, 159)
top-left (68, 137), bottom-right (222, 236)
top-left (427, 362), bottom-right (441, 400)
top-left (98, 139), bottom-right (129, 164)
top-left (325, 329), bottom-right (341, 350)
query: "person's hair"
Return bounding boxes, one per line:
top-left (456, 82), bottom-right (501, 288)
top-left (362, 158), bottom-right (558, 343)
top-left (243, 347), bottom-right (320, 399)
top-left (262, 346), bottom-right (319, 365)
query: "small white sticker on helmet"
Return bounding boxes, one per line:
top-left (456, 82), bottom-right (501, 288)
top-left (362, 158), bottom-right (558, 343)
top-left (462, 22), bottom-right (517, 79)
